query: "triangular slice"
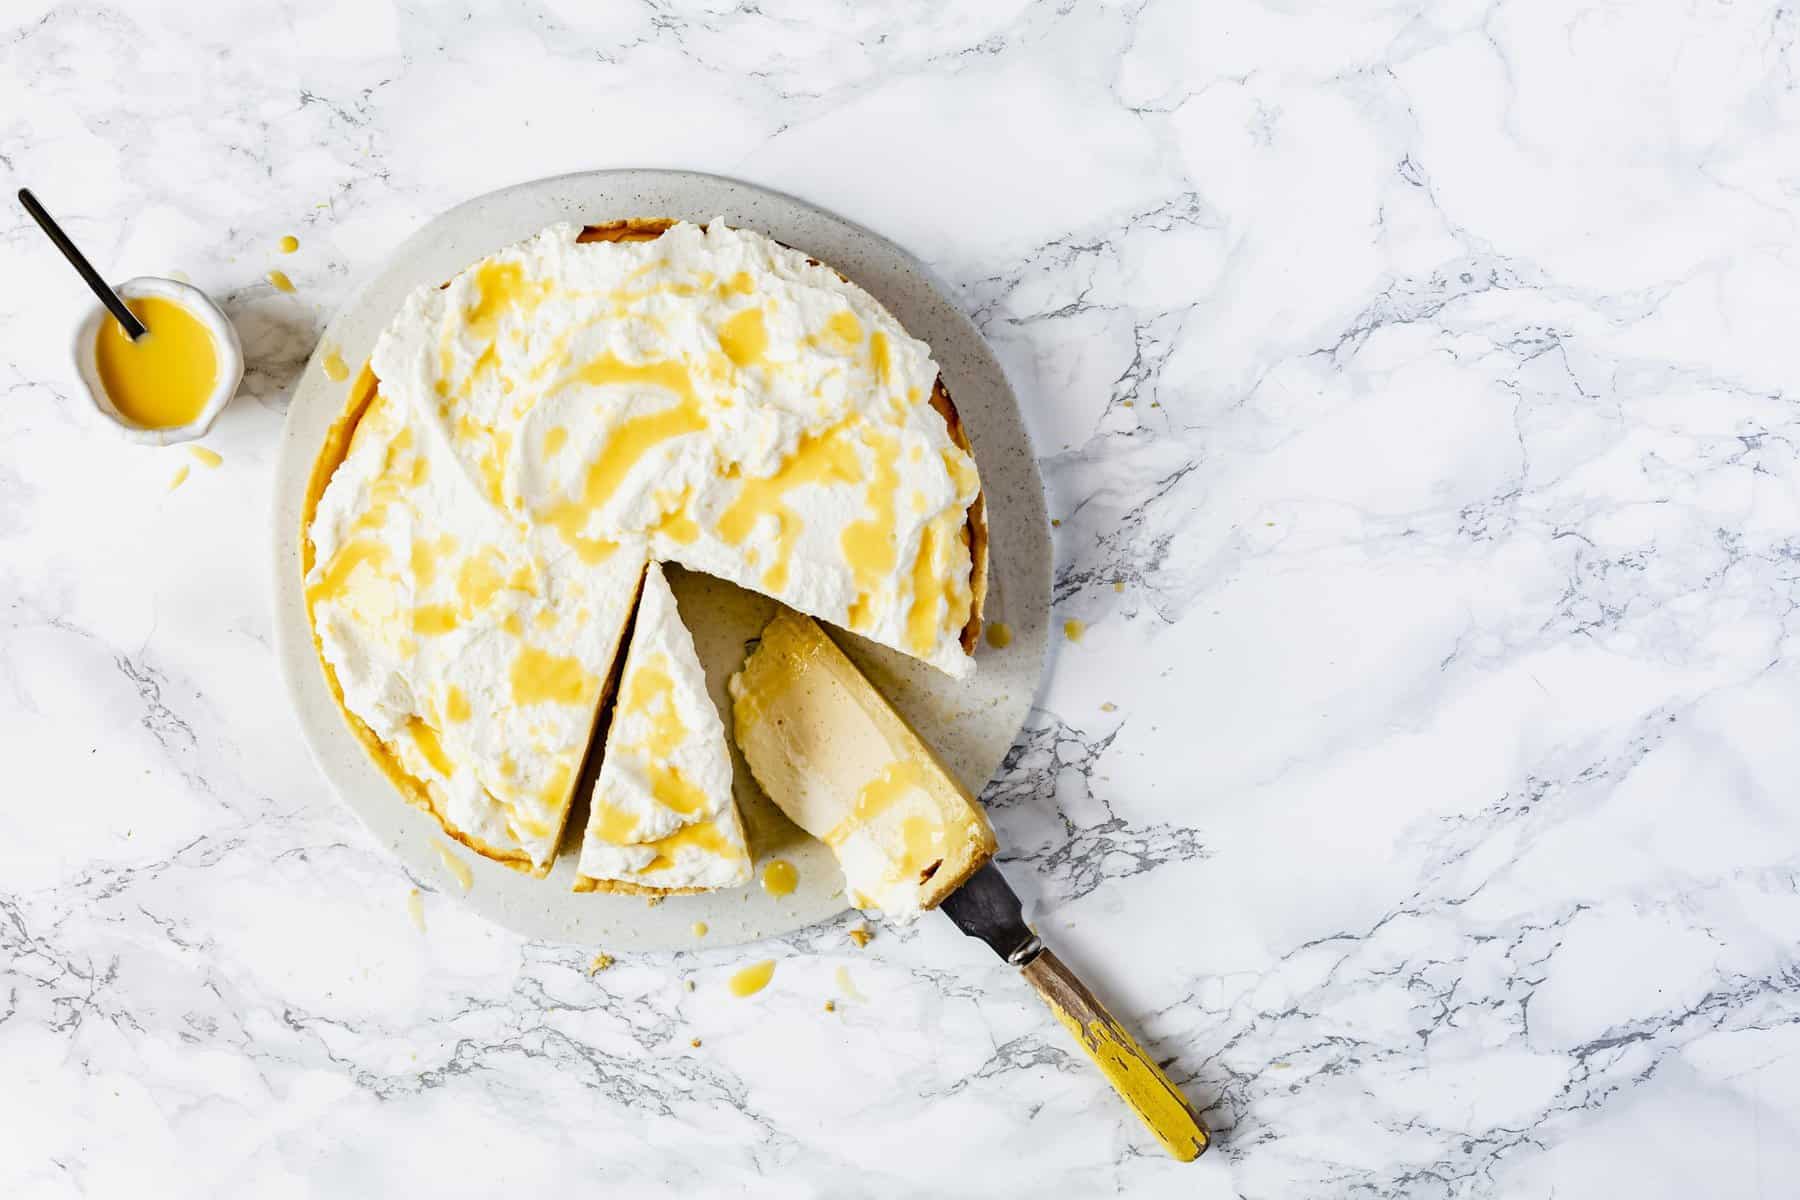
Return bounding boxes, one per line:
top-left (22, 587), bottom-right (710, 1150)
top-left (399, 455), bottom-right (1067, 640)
top-left (573, 563), bottom-right (753, 893)
top-left (729, 609), bottom-right (996, 919)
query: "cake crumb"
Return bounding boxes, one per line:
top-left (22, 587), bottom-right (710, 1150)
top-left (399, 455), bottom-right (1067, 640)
top-left (685, 979), bottom-right (696, 992)
top-left (588, 952), bottom-right (615, 974)
top-left (1101, 702), bottom-right (1117, 713)
top-left (847, 923), bottom-right (873, 948)
top-left (824, 999), bottom-right (837, 1013)
top-left (1113, 581), bottom-right (1125, 593)
top-left (689, 1037), bottom-right (702, 1048)
top-left (1051, 518), bottom-right (1061, 527)
top-left (645, 895), bottom-right (665, 908)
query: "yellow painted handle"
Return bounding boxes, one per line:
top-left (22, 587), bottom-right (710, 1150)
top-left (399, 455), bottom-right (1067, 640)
top-left (1020, 947), bottom-right (1208, 1161)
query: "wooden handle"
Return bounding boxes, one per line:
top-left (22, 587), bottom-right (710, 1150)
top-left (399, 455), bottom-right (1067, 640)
top-left (1020, 947), bottom-right (1208, 1161)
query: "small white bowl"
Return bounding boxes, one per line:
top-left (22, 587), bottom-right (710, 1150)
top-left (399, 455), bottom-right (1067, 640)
top-left (73, 276), bottom-right (244, 446)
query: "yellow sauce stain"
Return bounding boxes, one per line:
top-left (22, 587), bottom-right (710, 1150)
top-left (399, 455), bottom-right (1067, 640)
top-left (718, 307), bottom-right (768, 368)
top-left (729, 959), bottom-right (776, 998)
top-left (1064, 619), bottom-right (1087, 643)
top-left (464, 259), bottom-right (550, 343)
top-left (543, 426), bottom-right (567, 458)
top-left (835, 965), bottom-right (866, 1001)
top-left (613, 653), bottom-right (710, 818)
top-left (589, 952), bottom-right (615, 974)
top-left (502, 611), bottom-right (524, 637)
top-left (407, 888), bottom-right (425, 932)
top-left (406, 718), bottom-right (453, 777)
top-left (412, 604), bottom-right (459, 635)
top-left (540, 355), bottom-right (707, 555)
top-left (692, 921), bottom-right (709, 938)
top-left (826, 310), bottom-right (862, 346)
top-left (267, 270), bottom-right (295, 293)
top-left (717, 420), bottom-right (863, 593)
top-left (540, 759), bottom-right (575, 809)
top-left (870, 330), bottom-right (892, 384)
top-left (826, 760), bottom-right (926, 848)
top-left (847, 924), bottom-right (873, 948)
top-left (510, 646), bottom-right (595, 707)
top-left (644, 819), bottom-right (735, 873)
top-left (456, 550), bottom-right (505, 611)
top-left (305, 540), bottom-right (390, 609)
top-left (96, 295), bottom-right (219, 429)
top-left (189, 446), bottom-right (222, 468)
top-left (410, 534), bottom-right (455, 586)
top-left (435, 842), bottom-right (474, 891)
top-left (760, 859), bottom-right (798, 897)
top-left (167, 465), bottom-right (190, 491)
top-left (322, 348), bottom-right (350, 381)
top-left (722, 270), bottom-right (755, 295)
top-left (278, 235), bottom-right (299, 254)
top-left (588, 798), bottom-right (639, 844)
top-left (1113, 581), bottom-right (1126, 593)
top-left (444, 686), bottom-right (470, 723)
top-left (986, 621), bottom-right (1014, 649)
top-left (841, 427), bottom-right (900, 630)
top-left (906, 519), bottom-right (948, 656)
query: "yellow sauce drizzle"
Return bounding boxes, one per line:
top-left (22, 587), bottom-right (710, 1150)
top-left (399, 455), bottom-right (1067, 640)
top-left (729, 960), bottom-right (776, 997)
top-left (543, 426), bottom-right (567, 458)
top-left (718, 307), bottom-right (768, 367)
top-left (692, 921), bottom-right (709, 938)
top-left (167, 465), bottom-right (190, 491)
top-left (716, 420), bottom-right (862, 593)
top-left (189, 446), bottom-right (222, 467)
top-left (760, 859), bottom-right (798, 897)
top-left (267, 270), bottom-right (295, 293)
top-left (539, 355), bottom-right (706, 556)
top-left (986, 621), bottom-right (1013, 649)
top-left (825, 760), bottom-right (927, 847)
top-left (406, 718), bottom-right (453, 777)
top-left (322, 348), bottom-right (349, 381)
top-left (278, 235), bottom-right (299, 254)
top-left (841, 428), bottom-right (900, 630)
top-left (835, 965), bottom-right (866, 1001)
top-left (509, 646), bottom-right (595, 706)
top-left (95, 296), bottom-right (219, 429)
top-left (826, 310), bottom-right (862, 346)
top-left (443, 686), bottom-right (470, 723)
top-left (435, 842), bottom-right (474, 891)
top-left (1064, 619), bottom-right (1087, 643)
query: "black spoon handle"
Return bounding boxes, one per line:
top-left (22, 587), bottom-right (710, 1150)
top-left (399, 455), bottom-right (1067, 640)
top-left (17, 188), bottom-right (146, 340)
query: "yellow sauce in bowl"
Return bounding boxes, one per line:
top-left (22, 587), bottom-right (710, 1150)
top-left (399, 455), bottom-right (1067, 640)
top-left (94, 295), bottom-right (219, 429)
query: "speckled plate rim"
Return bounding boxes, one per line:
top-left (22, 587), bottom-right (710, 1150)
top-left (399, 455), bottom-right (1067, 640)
top-left (270, 169), bottom-right (1051, 950)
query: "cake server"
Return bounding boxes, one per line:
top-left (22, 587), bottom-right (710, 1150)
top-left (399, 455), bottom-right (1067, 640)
top-left (939, 861), bottom-right (1209, 1161)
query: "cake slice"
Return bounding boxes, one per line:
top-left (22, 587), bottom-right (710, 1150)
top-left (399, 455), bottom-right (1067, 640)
top-left (729, 609), bottom-right (996, 919)
top-left (573, 563), bottom-right (753, 893)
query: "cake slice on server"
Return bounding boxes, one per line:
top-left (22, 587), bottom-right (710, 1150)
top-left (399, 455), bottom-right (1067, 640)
top-left (729, 608), bottom-right (996, 919)
top-left (573, 563), bottom-right (754, 893)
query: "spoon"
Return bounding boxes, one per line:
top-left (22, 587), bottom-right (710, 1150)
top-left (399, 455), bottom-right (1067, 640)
top-left (18, 188), bottom-right (148, 341)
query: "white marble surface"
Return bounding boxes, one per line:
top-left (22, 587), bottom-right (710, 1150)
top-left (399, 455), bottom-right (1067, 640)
top-left (6, 0), bottom-right (1800, 1195)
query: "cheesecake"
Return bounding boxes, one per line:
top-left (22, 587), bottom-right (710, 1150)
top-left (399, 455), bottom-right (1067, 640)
top-left (730, 609), bottom-right (997, 918)
top-left (303, 219), bottom-right (987, 879)
top-left (573, 563), bottom-right (753, 893)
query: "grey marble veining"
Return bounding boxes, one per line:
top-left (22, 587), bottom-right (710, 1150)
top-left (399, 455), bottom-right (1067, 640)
top-left (6, 1), bottom-right (1800, 1196)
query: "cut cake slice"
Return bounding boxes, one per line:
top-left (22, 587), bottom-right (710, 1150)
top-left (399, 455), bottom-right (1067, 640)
top-left (573, 562), bottom-right (754, 893)
top-left (729, 609), bottom-right (996, 919)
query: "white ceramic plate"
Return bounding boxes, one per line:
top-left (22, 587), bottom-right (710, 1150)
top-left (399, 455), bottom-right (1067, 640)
top-left (271, 170), bottom-right (1050, 949)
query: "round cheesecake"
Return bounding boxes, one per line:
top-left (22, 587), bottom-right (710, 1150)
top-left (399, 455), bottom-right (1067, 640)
top-left (302, 219), bottom-right (987, 887)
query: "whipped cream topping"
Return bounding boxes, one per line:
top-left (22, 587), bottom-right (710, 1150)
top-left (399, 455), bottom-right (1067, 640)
top-left (306, 220), bottom-right (979, 876)
top-left (372, 220), bottom-right (980, 676)
top-left (576, 563), bottom-right (750, 889)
